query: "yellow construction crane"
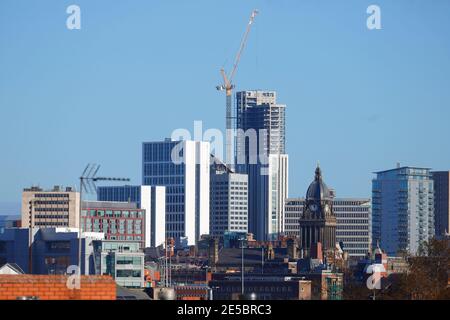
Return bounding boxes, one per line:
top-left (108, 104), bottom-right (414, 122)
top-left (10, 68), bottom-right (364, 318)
top-left (216, 9), bottom-right (259, 166)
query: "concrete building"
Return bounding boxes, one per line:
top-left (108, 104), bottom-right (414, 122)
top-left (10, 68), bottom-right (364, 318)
top-left (285, 197), bottom-right (372, 259)
top-left (431, 171), bottom-right (450, 237)
top-left (94, 240), bottom-right (145, 288)
top-left (142, 139), bottom-right (210, 246)
top-left (334, 198), bottom-right (371, 258)
top-left (372, 166), bottom-right (435, 255)
top-left (21, 186), bottom-right (80, 229)
top-left (97, 185), bottom-right (166, 248)
top-left (81, 201), bottom-right (146, 248)
top-left (235, 90), bottom-right (288, 240)
top-left (210, 156), bottom-right (248, 237)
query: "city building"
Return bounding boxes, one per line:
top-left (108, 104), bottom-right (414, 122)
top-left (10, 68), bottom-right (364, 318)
top-left (142, 139), bottom-right (210, 246)
top-left (431, 171), bottom-right (450, 237)
top-left (97, 185), bottom-right (166, 247)
top-left (372, 166), bottom-right (435, 255)
top-left (235, 90), bottom-right (288, 241)
top-left (285, 198), bottom-right (372, 258)
top-left (223, 231), bottom-right (250, 248)
top-left (94, 240), bottom-right (145, 288)
top-left (0, 215), bottom-right (21, 233)
top-left (297, 270), bottom-right (343, 300)
top-left (209, 276), bottom-right (311, 300)
top-left (172, 284), bottom-right (210, 300)
top-left (0, 228), bottom-right (29, 272)
top-left (21, 186), bottom-right (80, 229)
top-left (210, 156), bottom-right (248, 237)
top-left (334, 198), bottom-right (371, 258)
top-left (32, 228), bottom-right (103, 275)
top-left (0, 227), bottom-right (103, 275)
top-left (81, 201), bottom-right (146, 248)
top-left (299, 165), bottom-right (337, 257)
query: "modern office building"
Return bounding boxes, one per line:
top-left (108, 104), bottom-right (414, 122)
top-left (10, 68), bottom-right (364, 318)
top-left (372, 166), bottom-right (435, 255)
top-left (0, 227), bottom-right (103, 275)
top-left (142, 139), bottom-right (210, 246)
top-left (0, 228), bottom-right (29, 272)
top-left (96, 185), bottom-right (166, 247)
top-left (235, 90), bottom-right (288, 240)
top-left (93, 240), bottom-right (145, 288)
top-left (21, 186), bottom-right (80, 229)
top-left (81, 201), bottom-right (146, 248)
top-left (285, 196), bottom-right (371, 258)
top-left (210, 156), bottom-right (248, 237)
top-left (431, 171), bottom-right (450, 237)
top-left (333, 198), bottom-right (371, 258)
top-left (0, 215), bottom-right (21, 233)
top-left (31, 228), bottom-right (103, 275)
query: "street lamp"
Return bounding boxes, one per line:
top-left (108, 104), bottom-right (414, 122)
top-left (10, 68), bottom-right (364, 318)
top-left (239, 236), bottom-right (246, 296)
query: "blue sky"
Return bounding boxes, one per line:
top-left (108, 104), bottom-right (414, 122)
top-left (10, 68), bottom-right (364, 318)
top-left (1, 0), bottom-right (450, 214)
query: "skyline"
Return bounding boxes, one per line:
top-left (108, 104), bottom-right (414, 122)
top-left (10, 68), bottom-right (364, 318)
top-left (1, 0), bottom-right (450, 211)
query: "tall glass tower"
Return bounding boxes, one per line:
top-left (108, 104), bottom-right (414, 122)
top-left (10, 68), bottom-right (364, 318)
top-left (142, 139), bottom-right (210, 246)
top-left (372, 166), bottom-right (435, 255)
top-left (235, 90), bottom-right (288, 240)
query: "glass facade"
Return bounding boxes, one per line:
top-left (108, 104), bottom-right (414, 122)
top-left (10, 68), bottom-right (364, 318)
top-left (235, 91), bottom-right (288, 241)
top-left (143, 141), bottom-right (186, 241)
top-left (142, 140), bottom-right (210, 246)
top-left (372, 167), bottom-right (434, 255)
top-left (95, 240), bottom-right (144, 288)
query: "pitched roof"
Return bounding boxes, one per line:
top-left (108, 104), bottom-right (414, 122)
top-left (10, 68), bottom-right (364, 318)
top-left (0, 263), bottom-right (25, 275)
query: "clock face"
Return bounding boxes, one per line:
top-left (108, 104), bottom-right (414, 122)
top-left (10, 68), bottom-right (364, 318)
top-left (309, 204), bottom-right (318, 212)
top-left (324, 204), bottom-right (330, 214)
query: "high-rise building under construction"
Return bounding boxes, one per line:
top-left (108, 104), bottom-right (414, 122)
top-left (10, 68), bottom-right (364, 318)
top-left (235, 90), bottom-right (288, 240)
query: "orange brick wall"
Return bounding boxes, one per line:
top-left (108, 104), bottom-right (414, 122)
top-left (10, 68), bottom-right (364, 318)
top-left (0, 275), bottom-right (116, 300)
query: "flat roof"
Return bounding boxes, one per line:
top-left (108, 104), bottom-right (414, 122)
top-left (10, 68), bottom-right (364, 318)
top-left (373, 166), bottom-right (432, 174)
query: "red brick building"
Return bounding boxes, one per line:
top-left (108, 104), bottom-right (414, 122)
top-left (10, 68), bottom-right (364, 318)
top-left (0, 275), bottom-right (116, 300)
top-left (81, 201), bottom-right (146, 248)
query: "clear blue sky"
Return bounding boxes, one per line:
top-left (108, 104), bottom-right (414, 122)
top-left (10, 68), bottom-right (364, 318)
top-left (1, 0), bottom-right (450, 214)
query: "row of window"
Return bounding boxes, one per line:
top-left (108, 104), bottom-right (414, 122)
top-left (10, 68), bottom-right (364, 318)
top-left (34, 194), bottom-right (70, 198)
top-left (82, 210), bottom-right (143, 218)
top-left (34, 208), bottom-right (69, 212)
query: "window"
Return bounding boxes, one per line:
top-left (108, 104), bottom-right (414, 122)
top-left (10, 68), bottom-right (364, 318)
top-left (116, 270), bottom-right (141, 278)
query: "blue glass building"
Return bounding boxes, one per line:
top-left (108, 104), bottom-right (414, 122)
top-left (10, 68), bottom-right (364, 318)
top-left (372, 166), bottom-right (435, 255)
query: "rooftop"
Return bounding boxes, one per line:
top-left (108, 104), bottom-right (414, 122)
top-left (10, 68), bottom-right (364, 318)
top-left (373, 166), bottom-right (432, 174)
top-left (82, 201), bottom-right (139, 210)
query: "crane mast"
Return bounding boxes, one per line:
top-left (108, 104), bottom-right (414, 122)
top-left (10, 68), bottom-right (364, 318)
top-left (217, 9), bottom-right (259, 167)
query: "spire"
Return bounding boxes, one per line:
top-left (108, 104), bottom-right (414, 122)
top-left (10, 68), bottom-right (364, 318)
top-left (315, 162), bottom-right (322, 181)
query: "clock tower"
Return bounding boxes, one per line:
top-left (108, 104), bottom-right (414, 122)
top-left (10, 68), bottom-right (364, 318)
top-left (299, 165), bottom-right (337, 257)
